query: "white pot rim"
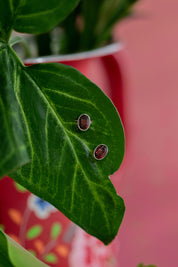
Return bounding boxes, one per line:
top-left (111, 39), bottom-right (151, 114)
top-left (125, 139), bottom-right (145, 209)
top-left (23, 42), bottom-right (123, 64)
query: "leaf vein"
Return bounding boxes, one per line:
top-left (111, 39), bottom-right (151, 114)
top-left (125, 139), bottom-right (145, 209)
top-left (24, 70), bottom-right (111, 233)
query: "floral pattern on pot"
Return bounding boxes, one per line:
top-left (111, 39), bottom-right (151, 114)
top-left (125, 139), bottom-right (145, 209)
top-left (69, 227), bottom-right (118, 267)
top-left (28, 194), bottom-right (57, 219)
top-left (0, 176), bottom-right (120, 267)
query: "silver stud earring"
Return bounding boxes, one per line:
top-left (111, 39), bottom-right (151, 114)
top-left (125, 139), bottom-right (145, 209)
top-left (94, 144), bottom-right (108, 160)
top-left (77, 114), bottom-right (91, 131)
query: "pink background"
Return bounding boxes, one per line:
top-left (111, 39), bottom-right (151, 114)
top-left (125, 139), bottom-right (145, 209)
top-left (112, 0), bottom-right (178, 266)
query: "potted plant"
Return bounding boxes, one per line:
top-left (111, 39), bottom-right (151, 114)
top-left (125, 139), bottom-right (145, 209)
top-left (0, 0), bottom-right (137, 266)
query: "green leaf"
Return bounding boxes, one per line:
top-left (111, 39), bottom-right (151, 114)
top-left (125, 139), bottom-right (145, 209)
top-left (0, 44), bottom-right (30, 178)
top-left (28, 250), bottom-right (37, 257)
top-left (95, 0), bottom-right (139, 46)
top-left (13, 0), bottom-right (80, 34)
top-left (80, 0), bottom-right (103, 50)
top-left (51, 223), bottom-right (62, 239)
top-left (78, 0), bottom-right (138, 50)
top-left (44, 253), bottom-right (57, 264)
top-left (26, 225), bottom-right (42, 240)
top-left (0, 0), bottom-right (80, 40)
top-left (12, 61), bottom-right (125, 244)
top-left (2, 44), bottom-right (125, 244)
top-left (0, 230), bottom-right (49, 267)
top-left (0, 1), bottom-right (13, 41)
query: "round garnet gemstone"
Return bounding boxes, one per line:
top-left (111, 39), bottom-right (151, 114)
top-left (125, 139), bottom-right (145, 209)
top-left (94, 144), bottom-right (108, 160)
top-left (78, 114), bottom-right (91, 131)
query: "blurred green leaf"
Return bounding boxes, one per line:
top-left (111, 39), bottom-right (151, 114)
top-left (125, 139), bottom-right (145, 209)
top-left (95, 0), bottom-right (139, 46)
top-left (0, 0), bottom-right (13, 41)
top-left (28, 250), bottom-right (37, 257)
top-left (80, 0), bottom-right (139, 49)
top-left (13, 0), bottom-right (80, 34)
top-left (0, 0), bottom-right (80, 40)
top-left (80, 0), bottom-right (103, 50)
top-left (0, 230), bottom-right (49, 267)
top-left (0, 44), bottom-right (30, 178)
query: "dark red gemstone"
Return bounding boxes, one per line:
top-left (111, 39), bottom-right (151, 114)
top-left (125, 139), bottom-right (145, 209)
top-left (78, 114), bottom-right (91, 131)
top-left (94, 144), bottom-right (108, 160)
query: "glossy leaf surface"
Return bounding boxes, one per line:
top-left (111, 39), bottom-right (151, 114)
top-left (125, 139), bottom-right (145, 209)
top-left (0, 43), bottom-right (125, 243)
top-left (0, 44), bottom-right (30, 178)
top-left (0, 230), bottom-right (49, 267)
top-left (13, 0), bottom-right (80, 34)
top-left (1, 52), bottom-right (125, 244)
top-left (0, 0), bottom-right (80, 37)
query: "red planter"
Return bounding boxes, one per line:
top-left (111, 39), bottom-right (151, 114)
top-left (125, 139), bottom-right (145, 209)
top-left (0, 43), bottom-right (124, 267)
top-left (24, 42), bottom-right (124, 121)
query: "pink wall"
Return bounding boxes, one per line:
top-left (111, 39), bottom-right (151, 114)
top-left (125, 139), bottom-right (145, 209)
top-left (113, 0), bottom-right (178, 266)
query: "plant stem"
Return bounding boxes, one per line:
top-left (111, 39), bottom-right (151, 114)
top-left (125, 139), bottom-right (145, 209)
top-left (35, 33), bottom-right (51, 56)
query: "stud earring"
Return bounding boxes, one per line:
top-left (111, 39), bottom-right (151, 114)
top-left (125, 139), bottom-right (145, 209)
top-left (77, 114), bottom-right (91, 131)
top-left (94, 144), bottom-right (108, 160)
